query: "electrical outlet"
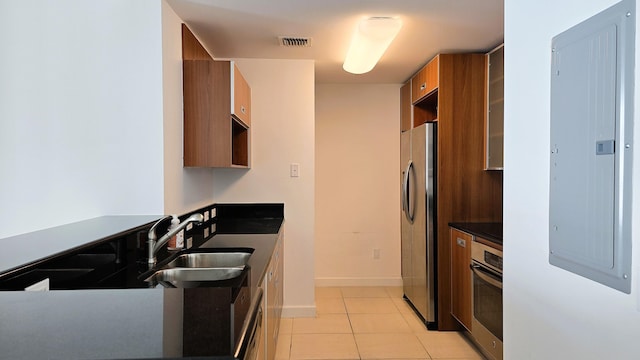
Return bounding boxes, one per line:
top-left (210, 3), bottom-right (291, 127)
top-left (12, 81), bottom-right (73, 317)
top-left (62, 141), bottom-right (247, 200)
top-left (373, 248), bottom-right (381, 260)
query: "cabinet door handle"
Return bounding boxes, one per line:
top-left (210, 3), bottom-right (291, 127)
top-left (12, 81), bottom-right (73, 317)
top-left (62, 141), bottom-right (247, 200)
top-left (456, 238), bottom-right (466, 247)
top-left (420, 83), bottom-right (426, 91)
top-left (241, 105), bottom-right (246, 114)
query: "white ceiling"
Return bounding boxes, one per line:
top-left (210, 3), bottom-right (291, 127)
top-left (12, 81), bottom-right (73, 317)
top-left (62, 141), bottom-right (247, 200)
top-left (166, 0), bottom-right (504, 84)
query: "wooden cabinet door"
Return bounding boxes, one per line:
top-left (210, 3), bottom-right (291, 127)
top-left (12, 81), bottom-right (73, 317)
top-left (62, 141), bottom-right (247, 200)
top-left (183, 59), bottom-right (251, 168)
top-left (265, 233), bottom-right (283, 360)
top-left (183, 60), bottom-right (226, 167)
top-left (412, 56), bottom-right (439, 103)
top-left (400, 81), bottom-right (412, 131)
top-left (450, 228), bottom-right (472, 330)
top-left (181, 27), bottom-right (251, 169)
top-left (232, 63), bottom-right (251, 126)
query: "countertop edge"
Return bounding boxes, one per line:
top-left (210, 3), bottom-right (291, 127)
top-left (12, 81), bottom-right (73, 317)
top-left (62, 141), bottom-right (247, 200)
top-left (0, 215), bottom-right (161, 279)
top-left (448, 222), bottom-right (503, 247)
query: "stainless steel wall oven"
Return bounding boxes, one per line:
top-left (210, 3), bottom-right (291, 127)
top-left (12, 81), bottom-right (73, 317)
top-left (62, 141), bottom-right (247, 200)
top-left (471, 240), bottom-right (503, 360)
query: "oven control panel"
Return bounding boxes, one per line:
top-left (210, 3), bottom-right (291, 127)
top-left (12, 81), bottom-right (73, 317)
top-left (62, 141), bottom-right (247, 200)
top-left (472, 240), bottom-right (503, 275)
top-left (484, 251), bottom-right (503, 271)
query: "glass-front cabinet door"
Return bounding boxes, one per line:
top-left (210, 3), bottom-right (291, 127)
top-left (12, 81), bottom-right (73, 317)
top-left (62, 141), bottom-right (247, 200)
top-left (486, 44), bottom-right (504, 170)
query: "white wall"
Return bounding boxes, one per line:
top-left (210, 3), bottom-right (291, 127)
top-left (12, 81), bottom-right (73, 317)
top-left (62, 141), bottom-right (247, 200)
top-left (315, 84), bottom-right (401, 286)
top-left (504, 0), bottom-right (640, 358)
top-left (0, 0), bottom-right (217, 239)
top-left (161, 1), bottom-right (215, 215)
top-left (212, 59), bottom-right (316, 317)
top-left (0, 0), bottom-right (165, 238)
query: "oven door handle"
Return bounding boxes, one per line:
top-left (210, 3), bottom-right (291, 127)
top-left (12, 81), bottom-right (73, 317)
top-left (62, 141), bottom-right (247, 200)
top-left (470, 263), bottom-right (503, 289)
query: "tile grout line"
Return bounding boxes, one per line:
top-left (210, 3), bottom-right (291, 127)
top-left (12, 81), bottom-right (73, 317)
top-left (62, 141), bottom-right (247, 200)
top-left (344, 296), bottom-right (363, 360)
top-left (340, 287), bottom-right (361, 360)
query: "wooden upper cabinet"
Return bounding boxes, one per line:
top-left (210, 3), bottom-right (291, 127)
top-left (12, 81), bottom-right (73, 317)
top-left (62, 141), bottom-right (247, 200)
top-left (182, 24), bottom-right (212, 61)
top-left (232, 64), bottom-right (251, 126)
top-left (181, 24), bottom-right (252, 168)
top-left (183, 59), bottom-right (251, 168)
top-left (450, 228), bottom-right (473, 331)
top-left (400, 81), bottom-right (412, 132)
top-left (411, 56), bottom-right (440, 126)
top-left (412, 56), bottom-right (439, 104)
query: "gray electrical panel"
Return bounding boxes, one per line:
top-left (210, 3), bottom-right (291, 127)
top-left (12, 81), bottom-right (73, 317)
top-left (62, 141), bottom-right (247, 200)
top-left (549, 0), bottom-right (634, 293)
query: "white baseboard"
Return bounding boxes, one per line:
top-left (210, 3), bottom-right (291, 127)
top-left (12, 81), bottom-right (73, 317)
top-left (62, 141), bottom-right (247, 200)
top-left (282, 305), bottom-right (316, 318)
top-left (315, 277), bottom-right (403, 287)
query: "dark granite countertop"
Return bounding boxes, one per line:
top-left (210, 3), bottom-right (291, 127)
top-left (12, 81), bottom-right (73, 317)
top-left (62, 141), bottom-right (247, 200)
top-left (0, 215), bottom-right (161, 280)
top-left (449, 222), bottom-right (503, 247)
top-left (0, 203), bottom-right (284, 360)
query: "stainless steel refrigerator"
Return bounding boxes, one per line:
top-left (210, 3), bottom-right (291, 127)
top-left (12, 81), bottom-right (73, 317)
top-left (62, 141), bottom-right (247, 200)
top-left (401, 122), bottom-right (436, 328)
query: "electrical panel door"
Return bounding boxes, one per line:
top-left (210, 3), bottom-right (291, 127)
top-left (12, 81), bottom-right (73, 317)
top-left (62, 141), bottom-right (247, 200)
top-left (549, 0), bottom-right (634, 293)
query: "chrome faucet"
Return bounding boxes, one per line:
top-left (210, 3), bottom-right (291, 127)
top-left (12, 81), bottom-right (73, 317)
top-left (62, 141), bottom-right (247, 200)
top-left (148, 213), bottom-right (204, 266)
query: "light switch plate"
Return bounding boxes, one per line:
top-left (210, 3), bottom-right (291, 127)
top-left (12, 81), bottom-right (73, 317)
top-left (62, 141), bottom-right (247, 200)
top-left (290, 163), bottom-right (300, 177)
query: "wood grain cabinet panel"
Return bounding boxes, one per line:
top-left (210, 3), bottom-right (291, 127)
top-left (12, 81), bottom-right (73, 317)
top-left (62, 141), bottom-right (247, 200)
top-left (183, 60), bottom-right (251, 168)
top-left (412, 56), bottom-right (439, 103)
top-left (181, 24), bottom-right (251, 168)
top-left (400, 81), bottom-right (412, 132)
top-left (233, 64), bottom-right (251, 127)
top-left (401, 53), bottom-right (503, 330)
top-left (436, 54), bottom-right (502, 331)
top-left (411, 56), bottom-right (440, 126)
top-left (450, 228), bottom-right (473, 331)
top-left (182, 24), bottom-right (212, 61)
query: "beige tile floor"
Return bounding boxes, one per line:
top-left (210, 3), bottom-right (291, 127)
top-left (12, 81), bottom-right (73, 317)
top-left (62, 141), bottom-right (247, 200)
top-left (276, 286), bottom-right (486, 360)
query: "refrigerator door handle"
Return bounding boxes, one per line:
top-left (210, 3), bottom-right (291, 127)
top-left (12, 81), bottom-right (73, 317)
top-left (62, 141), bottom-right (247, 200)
top-left (403, 161), bottom-right (415, 223)
top-left (401, 171), bottom-right (407, 215)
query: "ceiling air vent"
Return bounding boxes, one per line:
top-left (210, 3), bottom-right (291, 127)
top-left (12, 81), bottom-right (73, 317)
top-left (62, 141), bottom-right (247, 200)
top-left (278, 36), bottom-right (313, 47)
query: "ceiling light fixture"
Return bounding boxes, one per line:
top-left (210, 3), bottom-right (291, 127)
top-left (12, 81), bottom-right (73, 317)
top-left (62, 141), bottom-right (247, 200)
top-left (343, 16), bottom-right (402, 75)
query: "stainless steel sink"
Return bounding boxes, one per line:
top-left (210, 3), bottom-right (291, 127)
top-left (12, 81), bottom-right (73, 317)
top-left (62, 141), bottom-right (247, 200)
top-left (143, 249), bottom-right (254, 287)
top-left (145, 267), bottom-right (245, 284)
top-left (165, 251), bottom-right (252, 269)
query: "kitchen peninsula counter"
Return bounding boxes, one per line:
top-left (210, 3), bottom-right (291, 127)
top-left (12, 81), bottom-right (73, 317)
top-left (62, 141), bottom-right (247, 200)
top-left (0, 203), bottom-right (284, 360)
top-left (0, 215), bottom-right (161, 281)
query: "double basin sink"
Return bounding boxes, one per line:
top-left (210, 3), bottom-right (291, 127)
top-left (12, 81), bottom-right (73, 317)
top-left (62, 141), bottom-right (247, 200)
top-left (144, 248), bottom-right (253, 288)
